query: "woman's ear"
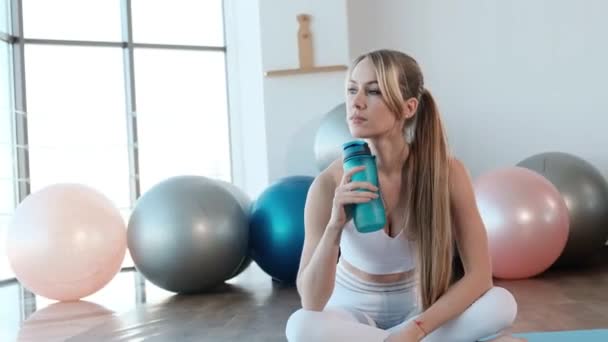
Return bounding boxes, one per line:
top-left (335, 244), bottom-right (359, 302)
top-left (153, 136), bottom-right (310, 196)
top-left (402, 97), bottom-right (419, 120)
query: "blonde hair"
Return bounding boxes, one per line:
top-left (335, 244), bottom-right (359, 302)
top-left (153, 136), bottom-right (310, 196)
top-left (350, 50), bottom-right (453, 310)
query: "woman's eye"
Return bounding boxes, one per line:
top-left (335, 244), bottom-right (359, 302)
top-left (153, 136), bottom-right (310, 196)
top-left (367, 89), bottom-right (381, 95)
top-left (347, 88), bottom-right (357, 94)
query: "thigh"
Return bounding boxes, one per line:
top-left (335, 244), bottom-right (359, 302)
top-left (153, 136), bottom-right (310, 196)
top-left (285, 308), bottom-right (388, 342)
top-left (388, 287), bottom-right (517, 342)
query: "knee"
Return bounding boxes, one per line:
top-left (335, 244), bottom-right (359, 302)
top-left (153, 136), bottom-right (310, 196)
top-left (485, 286), bottom-right (518, 328)
top-left (424, 287), bottom-right (519, 342)
top-left (285, 309), bottom-right (319, 342)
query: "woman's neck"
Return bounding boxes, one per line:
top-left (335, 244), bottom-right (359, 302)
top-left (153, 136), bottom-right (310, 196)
top-left (367, 135), bottom-right (410, 177)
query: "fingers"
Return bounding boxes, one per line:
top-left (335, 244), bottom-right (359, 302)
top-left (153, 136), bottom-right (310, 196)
top-left (338, 196), bottom-right (374, 205)
top-left (334, 191), bottom-right (379, 206)
top-left (340, 165), bottom-right (366, 185)
top-left (335, 165), bottom-right (380, 211)
top-left (343, 181), bottom-right (378, 192)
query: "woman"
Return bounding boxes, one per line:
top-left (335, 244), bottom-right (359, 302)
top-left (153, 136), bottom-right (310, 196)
top-left (285, 50), bottom-right (523, 341)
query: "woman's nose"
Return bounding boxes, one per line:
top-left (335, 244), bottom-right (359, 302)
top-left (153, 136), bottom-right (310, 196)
top-left (352, 91), bottom-right (366, 110)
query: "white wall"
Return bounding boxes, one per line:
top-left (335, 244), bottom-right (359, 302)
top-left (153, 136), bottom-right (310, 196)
top-left (226, 0), bottom-right (350, 197)
top-left (259, 0), bottom-right (349, 183)
top-left (347, 0), bottom-right (608, 179)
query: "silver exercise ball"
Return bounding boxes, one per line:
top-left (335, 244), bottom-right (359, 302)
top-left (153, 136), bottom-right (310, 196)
top-left (314, 103), bottom-right (353, 171)
top-left (127, 176), bottom-right (249, 293)
top-left (517, 152), bottom-right (608, 267)
top-left (216, 179), bottom-right (252, 215)
top-left (215, 179), bottom-right (254, 279)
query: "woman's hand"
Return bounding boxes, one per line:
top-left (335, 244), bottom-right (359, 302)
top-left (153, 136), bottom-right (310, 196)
top-left (384, 321), bottom-right (425, 342)
top-left (326, 165), bottom-right (379, 231)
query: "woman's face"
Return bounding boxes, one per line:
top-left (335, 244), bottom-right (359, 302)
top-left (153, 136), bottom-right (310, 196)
top-left (346, 57), bottom-right (400, 139)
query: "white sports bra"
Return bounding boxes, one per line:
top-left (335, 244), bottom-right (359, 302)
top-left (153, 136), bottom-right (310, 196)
top-left (339, 219), bottom-right (416, 275)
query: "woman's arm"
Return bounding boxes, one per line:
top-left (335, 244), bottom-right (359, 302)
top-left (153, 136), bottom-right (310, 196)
top-left (296, 169), bottom-right (342, 311)
top-left (403, 158), bottom-right (494, 339)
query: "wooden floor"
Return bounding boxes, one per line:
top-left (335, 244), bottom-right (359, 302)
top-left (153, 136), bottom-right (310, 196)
top-left (498, 261), bottom-right (608, 334)
top-left (1, 248), bottom-right (607, 341)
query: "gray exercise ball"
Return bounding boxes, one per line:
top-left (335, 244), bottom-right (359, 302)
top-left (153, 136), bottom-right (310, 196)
top-left (127, 176), bottom-right (249, 293)
top-left (215, 179), bottom-right (254, 279)
top-left (314, 103), bottom-right (353, 171)
top-left (216, 179), bottom-right (252, 216)
top-left (517, 152), bottom-right (608, 267)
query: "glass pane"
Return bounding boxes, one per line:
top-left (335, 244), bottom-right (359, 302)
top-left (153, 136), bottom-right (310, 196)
top-left (134, 49), bottom-right (231, 192)
top-left (25, 45), bottom-right (130, 209)
top-left (0, 42), bottom-right (10, 144)
top-left (23, 0), bottom-right (121, 41)
top-left (0, 274), bottom-right (19, 337)
top-left (0, 179), bottom-right (12, 215)
top-left (0, 40), bottom-right (12, 281)
top-left (0, 214), bottom-right (13, 280)
top-left (0, 0), bottom-right (9, 34)
top-left (0, 143), bottom-right (11, 179)
top-left (132, 0), bottom-right (224, 46)
top-left (27, 145), bottom-right (130, 208)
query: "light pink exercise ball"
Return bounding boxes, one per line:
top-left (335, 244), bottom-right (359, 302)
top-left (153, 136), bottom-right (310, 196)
top-left (7, 184), bottom-right (127, 301)
top-left (474, 167), bottom-right (569, 280)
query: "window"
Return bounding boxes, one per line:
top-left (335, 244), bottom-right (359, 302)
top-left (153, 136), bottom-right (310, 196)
top-left (135, 48), bottom-right (231, 192)
top-left (131, 0), bottom-right (224, 46)
top-left (25, 45), bottom-right (131, 210)
top-left (0, 41), bottom-right (13, 280)
top-left (22, 0), bottom-right (121, 41)
top-left (0, 0), bottom-right (8, 34)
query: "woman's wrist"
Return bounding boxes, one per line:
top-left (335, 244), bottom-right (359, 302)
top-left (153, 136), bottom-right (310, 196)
top-left (325, 223), bottom-right (343, 244)
top-left (412, 319), bottom-right (427, 340)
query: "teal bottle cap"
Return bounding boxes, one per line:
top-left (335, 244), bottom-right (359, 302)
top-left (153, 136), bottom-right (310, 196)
top-left (342, 140), bottom-right (371, 162)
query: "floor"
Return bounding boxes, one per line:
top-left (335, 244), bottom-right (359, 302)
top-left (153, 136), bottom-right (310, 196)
top-left (1, 248), bottom-right (606, 342)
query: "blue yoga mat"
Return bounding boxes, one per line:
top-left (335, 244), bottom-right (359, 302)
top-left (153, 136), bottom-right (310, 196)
top-left (513, 329), bottom-right (608, 341)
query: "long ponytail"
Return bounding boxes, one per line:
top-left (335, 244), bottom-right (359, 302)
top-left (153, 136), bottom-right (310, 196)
top-left (410, 88), bottom-right (453, 310)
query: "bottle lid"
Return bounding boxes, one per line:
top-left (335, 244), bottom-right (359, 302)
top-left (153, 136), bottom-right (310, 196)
top-left (342, 140), bottom-right (371, 161)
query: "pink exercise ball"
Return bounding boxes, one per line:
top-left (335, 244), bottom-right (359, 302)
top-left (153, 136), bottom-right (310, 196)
top-left (7, 184), bottom-right (126, 301)
top-left (474, 167), bottom-right (569, 280)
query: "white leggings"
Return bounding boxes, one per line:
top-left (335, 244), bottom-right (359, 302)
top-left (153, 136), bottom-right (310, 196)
top-left (286, 262), bottom-right (517, 342)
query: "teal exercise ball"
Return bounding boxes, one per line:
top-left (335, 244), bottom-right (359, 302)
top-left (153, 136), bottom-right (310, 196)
top-left (250, 176), bottom-right (315, 284)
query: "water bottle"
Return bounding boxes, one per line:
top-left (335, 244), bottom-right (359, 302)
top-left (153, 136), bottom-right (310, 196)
top-left (342, 140), bottom-right (386, 233)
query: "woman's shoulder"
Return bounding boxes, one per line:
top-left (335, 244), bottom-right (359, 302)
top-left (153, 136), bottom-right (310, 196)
top-left (315, 158), bottom-right (343, 190)
top-left (447, 155), bottom-right (475, 196)
top-left (448, 155), bottom-right (465, 174)
top-left (307, 158), bottom-right (343, 200)
top-left (305, 159), bottom-right (342, 209)
top-left (447, 155), bottom-right (470, 179)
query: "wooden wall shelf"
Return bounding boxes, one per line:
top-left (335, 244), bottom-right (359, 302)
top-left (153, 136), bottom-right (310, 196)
top-left (264, 14), bottom-right (348, 78)
top-left (265, 65), bottom-right (347, 77)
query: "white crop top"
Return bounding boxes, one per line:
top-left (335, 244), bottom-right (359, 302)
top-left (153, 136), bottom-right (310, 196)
top-left (339, 219), bottom-right (416, 275)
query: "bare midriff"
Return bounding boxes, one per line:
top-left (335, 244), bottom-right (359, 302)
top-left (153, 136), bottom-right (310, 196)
top-left (339, 258), bottom-right (417, 284)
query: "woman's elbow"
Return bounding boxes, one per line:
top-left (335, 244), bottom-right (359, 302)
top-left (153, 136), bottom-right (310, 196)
top-left (478, 271), bottom-right (494, 293)
top-left (299, 289), bottom-right (327, 311)
top-left (301, 299), bottom-right (324, 312)
top-left (296, 278), bottom-right (332, 312)
top-left (464, 269), bottom-right (493, 294)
